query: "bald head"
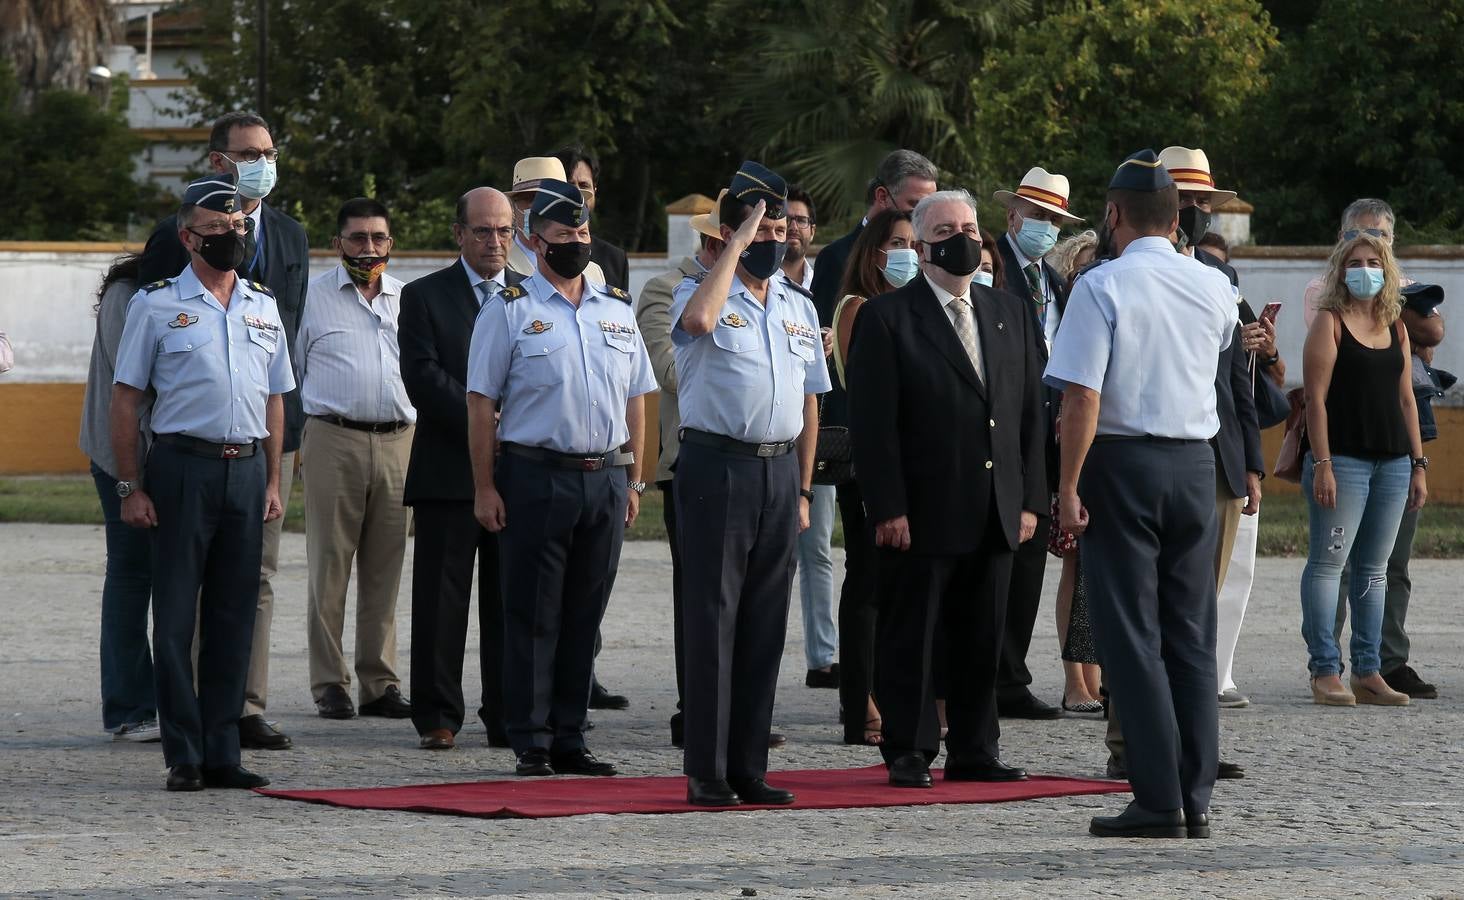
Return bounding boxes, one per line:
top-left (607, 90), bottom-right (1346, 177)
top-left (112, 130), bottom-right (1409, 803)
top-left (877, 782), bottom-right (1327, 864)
top-left (454, 187), bottom-right (514, 279)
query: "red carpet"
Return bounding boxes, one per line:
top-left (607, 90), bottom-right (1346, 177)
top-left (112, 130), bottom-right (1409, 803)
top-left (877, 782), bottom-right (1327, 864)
top-left (258, 765), bottom-right (1129, 819)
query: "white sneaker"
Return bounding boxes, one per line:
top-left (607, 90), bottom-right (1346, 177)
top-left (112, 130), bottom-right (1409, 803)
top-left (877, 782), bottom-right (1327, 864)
top-left (113, 720), bottom-right (162, 742)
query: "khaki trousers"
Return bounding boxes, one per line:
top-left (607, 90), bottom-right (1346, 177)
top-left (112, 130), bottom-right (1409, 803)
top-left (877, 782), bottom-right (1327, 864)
top-left (301, 418), bottom-right (413, 704)
top-left (242, 450), bottom-right (295, 717)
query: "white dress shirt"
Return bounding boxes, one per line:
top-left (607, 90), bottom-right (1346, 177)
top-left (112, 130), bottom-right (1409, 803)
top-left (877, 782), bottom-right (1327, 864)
top-left (924, 272), bottom-right (985, 384)
top-left (297, 263), bottom-right (415, 423)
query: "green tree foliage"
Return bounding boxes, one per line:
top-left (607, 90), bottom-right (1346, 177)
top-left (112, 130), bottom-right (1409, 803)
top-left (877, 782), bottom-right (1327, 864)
top-left (971, 0), bottom-right (1277, 227)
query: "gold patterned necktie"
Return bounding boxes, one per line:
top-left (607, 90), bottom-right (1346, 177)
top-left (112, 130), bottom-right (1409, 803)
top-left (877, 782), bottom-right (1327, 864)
top-left (948, 297), bottom-right (984, 386)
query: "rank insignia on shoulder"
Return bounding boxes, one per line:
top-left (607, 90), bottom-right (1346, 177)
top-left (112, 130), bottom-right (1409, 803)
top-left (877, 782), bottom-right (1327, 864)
top-left (143, 279), bottom-right (172, 293)
top-left (168, 313), bottom-right (199, 328)
top-left (684, 271), bottom-right (708, 285)
top-left (523, 319), bottom-right (553, 334)
top-left (500, 284), bottom-right (526, 302)
top-left (608, 286), bottom-right (632, 304)
top-left (781, 276), bottom-right (812, 299)
top-left (720, 312), bottom-right (748, 328)
top-left (249, 280), bottom-right (274, 296)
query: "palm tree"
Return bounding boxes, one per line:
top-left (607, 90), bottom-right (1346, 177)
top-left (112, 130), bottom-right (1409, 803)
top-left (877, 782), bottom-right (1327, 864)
top-left (0, 0), bottom-right (116, 109)
top-left (719, 0), bottom-right (1032, 229)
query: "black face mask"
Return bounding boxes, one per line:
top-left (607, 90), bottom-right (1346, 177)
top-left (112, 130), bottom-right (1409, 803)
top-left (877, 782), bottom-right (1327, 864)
top-left (540, 238), bottom-right (592, 279)
top-left (189, 228), bottom-right (249, 273)
top-left (924, 232), bottom-right (982, 277)
top-left (740, 238), bottom-right (788, 281)
top-left (1095, 209), bottom-right (1116, 259)
top-left (1178, 205), bottom-right (1212, 251)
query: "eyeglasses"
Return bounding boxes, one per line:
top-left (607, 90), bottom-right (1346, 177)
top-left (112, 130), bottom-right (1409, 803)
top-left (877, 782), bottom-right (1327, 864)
top-left (788, 215), bottom-right (815, 230)
top-left (187, 221), bottom-right (249, 237)
top-left (461, 224), bottom-right (514, 244)
top-left (222, 148), bottom-right (280, 163)
top-left (340, 231), bottom-right (394, 251)
top-left (1342, 227), bottom-right (1390, 241)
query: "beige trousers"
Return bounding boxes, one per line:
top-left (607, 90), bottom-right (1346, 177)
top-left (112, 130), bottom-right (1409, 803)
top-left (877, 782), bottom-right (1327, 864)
top-left (301, 418), bottom-right (413, 704)
top-left (242, 450), bottom-right (295, 717)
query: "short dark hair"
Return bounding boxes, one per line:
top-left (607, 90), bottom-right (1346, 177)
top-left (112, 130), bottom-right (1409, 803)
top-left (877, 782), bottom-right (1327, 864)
top-left (337, 196), bottom-right (390, 233)
top-left (553, 145), bottom-right (600, 187)
top-left (1108, 184), bottom-right (1178, 235)
top-left (1196, 231), bottom-right (1229, 255)
top-left (785, 184), bottom-right (816, 225)
top-left (208, 112), bottom-right (271, 152)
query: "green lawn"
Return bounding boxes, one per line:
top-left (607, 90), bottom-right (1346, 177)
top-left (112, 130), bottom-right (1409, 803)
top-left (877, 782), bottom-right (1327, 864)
top-left (3, 476), bottom-right (1461, 557)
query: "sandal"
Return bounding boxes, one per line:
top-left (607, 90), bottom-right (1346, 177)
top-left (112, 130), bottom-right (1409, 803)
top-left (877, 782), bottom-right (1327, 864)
top-left (1061, 696), bottom-right (1104, 714)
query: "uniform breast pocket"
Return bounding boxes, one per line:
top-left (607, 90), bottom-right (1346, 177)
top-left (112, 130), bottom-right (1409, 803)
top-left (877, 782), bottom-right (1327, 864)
top-left (601, 330), bottom-right (636, 380)
top-left (711, 325), bottom-right (761, 355)
top-left (787, 334), bottom-right (818, 365)
top-left (246, 326), bottom-right (280, 383)
top-left (518, 330), bottom-right (569, 387)
top-left (158, 329), bottom-right (215, 382)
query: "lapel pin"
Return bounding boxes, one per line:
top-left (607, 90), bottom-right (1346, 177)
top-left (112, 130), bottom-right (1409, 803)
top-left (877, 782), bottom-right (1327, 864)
top-left (996, 321), bottom-right (1005, 331)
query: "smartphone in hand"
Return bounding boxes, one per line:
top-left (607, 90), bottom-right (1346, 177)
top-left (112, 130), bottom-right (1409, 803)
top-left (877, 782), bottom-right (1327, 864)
top-left (1260, 301), bottom-right (1283, 324)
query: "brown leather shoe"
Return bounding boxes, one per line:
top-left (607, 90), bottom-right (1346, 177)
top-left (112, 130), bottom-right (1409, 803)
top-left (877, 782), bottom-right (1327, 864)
top-left (419, 728), bottom-right (455, 750)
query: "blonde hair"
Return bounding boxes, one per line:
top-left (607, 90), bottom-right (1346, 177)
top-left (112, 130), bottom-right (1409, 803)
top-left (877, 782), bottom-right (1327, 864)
top-left (1048, 230), bottom-right (1099, 282)
top-left (1319, 233), bottom-right (1402, 328)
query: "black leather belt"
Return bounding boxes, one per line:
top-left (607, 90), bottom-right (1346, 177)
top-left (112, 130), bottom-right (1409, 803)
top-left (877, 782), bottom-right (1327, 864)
top-left (502, 443), bottom-right (631, 471)
top-left (155, 433), bottom-right (258, 459)
top-left (312, 414), bottom-right (410, 434)
top-left (1093, 435), bottom-right (1206, 446)
top-left (681, 428), bottom-right (795, 458)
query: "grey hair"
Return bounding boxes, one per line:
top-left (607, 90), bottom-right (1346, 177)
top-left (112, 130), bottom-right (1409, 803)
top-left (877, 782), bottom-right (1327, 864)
top-left (1340, 198), bottom-right (1395, 230)
top-left (875, 149), bottom-right (939, 196)
top-left (911, 189), bottom-right (978, 240)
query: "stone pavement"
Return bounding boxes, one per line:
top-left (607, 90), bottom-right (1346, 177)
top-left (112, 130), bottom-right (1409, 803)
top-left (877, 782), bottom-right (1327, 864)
top-left (1, 522), bottom-right (1462, 898)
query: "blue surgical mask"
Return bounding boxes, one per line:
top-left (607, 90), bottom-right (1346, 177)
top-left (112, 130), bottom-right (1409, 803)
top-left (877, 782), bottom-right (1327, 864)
top-left (971, 270), bottom-right (995, 288)
top-left (233, 156), bottom-right (278, 200)
top-left (1345, 266), bottom-right (1384, 300)
top-left (880, 247), bottom-right (919, 287)
top-left (1014, 217), bottom-right (1059, 259)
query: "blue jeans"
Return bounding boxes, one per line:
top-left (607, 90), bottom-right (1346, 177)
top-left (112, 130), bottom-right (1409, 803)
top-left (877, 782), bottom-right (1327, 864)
top-left (1300, 453), bottom-right (1409, 677)
top-left (91, 463), bottom-right (157, 730)
top-left (796, 484), bottom-right (838, 670)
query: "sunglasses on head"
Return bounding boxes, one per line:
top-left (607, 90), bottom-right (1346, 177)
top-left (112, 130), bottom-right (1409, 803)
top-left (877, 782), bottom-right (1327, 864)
top-left (1342, 227), bottom-right (1388, 241)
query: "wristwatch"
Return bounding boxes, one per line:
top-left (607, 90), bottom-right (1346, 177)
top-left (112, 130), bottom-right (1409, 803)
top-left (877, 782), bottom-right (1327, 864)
top-left (1411, 456), bottom-right (1429, 470)
top-left (800, 488), bottom-right (816, 502)
top-left (115, 480), bottom-right (136, 499)
top-left (627, 480), bottom-right (647, 495)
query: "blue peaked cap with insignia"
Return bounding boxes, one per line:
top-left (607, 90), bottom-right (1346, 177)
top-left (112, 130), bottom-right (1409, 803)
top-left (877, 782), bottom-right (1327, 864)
top-left (1109, 149), bottom-right (1174, 193)
top-left (531, 178), bottom-right (590, 227)
top-left (181, 171), bottom-right (240, 214)
top-left (729, 160), bottom-right (788, 219)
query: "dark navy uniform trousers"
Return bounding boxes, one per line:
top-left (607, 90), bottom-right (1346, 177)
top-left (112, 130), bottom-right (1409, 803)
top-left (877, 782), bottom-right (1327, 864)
top-left (496, 452), bottom-right (626, 754)
top-left (147, 440), bottom-right (265, 768)
top-left (675, 440), bottom-right (798, 782)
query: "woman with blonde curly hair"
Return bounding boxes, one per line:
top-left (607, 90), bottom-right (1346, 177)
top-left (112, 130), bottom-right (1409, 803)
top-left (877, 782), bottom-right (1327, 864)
top-left (1300, 232), bottom-right (1427, 707)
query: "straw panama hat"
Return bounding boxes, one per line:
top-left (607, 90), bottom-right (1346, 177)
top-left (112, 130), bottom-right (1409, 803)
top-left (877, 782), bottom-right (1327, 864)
top-left (1157, 147), bottom-right (1237, 205)
top-left (994, 167), bottom-right (1084, 222)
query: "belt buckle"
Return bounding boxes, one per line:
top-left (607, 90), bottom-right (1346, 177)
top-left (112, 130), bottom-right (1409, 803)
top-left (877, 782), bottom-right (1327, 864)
top-left (580, 457), bottom-right (602, 472)
top-left (222, 444), bottom-right (241, 459)
top-left (756, 443), bottom-right (776, 458)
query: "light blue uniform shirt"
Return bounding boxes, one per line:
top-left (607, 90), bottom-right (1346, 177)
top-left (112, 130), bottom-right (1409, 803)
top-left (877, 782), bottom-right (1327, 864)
top-left (113, 264), bottom-right (296, 442)
top-left (1043, 236), bottom-right (1235, 440)
top-left (466, 271), bottom-right (657, 454)
top-left (670, 273), bottom-right (832, 443)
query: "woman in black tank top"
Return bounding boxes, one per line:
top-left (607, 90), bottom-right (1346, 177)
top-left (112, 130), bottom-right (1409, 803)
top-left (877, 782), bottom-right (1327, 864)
top-left (1298, 233), bottom-right (1426, 708)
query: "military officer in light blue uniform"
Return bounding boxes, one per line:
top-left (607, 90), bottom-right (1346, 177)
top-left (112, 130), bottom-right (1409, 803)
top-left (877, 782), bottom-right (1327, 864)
top-left (671, 162), bottom-right (831, 808)
top-left (466, 179), bottom-right (656, 778)
top-left (110, 172), bottom-right (294, 793)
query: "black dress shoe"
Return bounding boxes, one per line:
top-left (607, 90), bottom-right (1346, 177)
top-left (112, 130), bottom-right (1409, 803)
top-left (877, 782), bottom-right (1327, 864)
top-left (888, 752), bottom-right (933, 788)
top-left (515, 748), bottom-right (555, 777)
top-left (166, 764), bottom-right (203, 792)
top-left (944, 756), bottom-right (1028, 782)
top-left (238, 715), bottom-right (292, 750)
top-left (1384, 664), bottom-right (1438, 699)
top-left (550, 748), bottom-right (617, 776)
top-left (768, 731), bottom-right (788, 749)
top-left (315, 684), bottom-right (356, 720)
top-left (805, 664), bottom-right (840, 688)
top-left (669, 713), bottom-right (684, 748)
top-left (358, 685), bottom-right (412, 719)
top-left (728, 777), bottom-right (795, 805)
top-left (588, 683), bottom-right (630, 710)
top-left (998, 692), bottom-right (1061, 720)
top-left (1089, 801), bottom-right (1186, 838)
top-left (201, 765), bottom-right (270, 789)
top-left (687, 777), bottom-right (741, 807)
top-left (1186, 810), bottom-right (1211, 839)
top-left (1217, 760), bottom-right (1245, 780)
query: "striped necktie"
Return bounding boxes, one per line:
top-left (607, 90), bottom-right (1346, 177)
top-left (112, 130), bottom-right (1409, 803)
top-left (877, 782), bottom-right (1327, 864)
top-left (1024, 263), bottom-right (1046, 320)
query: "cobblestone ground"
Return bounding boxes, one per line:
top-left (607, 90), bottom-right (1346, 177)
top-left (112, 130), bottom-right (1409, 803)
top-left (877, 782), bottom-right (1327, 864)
top-left (1, 523), bottom-right (1462, 898)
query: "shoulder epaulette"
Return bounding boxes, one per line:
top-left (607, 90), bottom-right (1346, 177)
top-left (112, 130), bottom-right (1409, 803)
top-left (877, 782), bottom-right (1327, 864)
top-left (249, 280), bottom-right (275, 296)
top-left (142, 279), bottom-right (172, 293)
top-left (682, 271), bottom-right (708, 285)
top-left (781, 275), bottom-right (813, 299)
top-left (499, 284), bottom-right (526, 302)
top-left (608, 285), bottom-right (632, 304)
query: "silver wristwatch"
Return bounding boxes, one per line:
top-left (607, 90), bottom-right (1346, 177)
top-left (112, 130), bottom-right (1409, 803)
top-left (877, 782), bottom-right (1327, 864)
top-left (115, 480), bottom-right (136, 499)
top-left (627, 480), bottom-right (648, 495)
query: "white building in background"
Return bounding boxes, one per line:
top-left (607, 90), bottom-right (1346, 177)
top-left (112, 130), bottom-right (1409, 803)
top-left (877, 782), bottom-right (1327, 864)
top-left (107, 1), bottom-right (208, 196)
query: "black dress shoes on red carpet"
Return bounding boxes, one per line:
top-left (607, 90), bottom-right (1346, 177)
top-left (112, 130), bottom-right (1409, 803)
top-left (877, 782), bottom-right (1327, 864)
top-left (238, 715), bottom-right (292, 750)
top-left (515, 749), bottom-right (555, 777)
top-left (687, 777), bottom-right (741, 807)
top-left (888, 752), bottom-right (933, 788)
top-left (358, 685), bottom-right (412, 718)
top-left (728, 778), bottom-right (795, 805)
top-left (1089, 801), bottom-right (1186, 838)
top-left (998, 692), bottom-right (1061, 720)
top-left (166, 764), bottom-right (203, 792)
top-left (944, 756), bottom-right (1028, 782)
top-left (550, 748), bottom-right (617, 776)
top-left (202, 765), bottom-right (270, 789)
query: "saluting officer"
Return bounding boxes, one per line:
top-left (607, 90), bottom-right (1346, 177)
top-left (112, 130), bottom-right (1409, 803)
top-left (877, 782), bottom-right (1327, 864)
top-left (110, 172), bottom-right (294, 792)
top-left (672, 162), bottom-right (831, 808)
top-left (466, 179), bottom-right (656, 778)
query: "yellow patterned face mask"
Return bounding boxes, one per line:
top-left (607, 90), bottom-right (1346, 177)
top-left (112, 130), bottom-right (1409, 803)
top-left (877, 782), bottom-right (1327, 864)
top-left (342, 253), bottom-right (388, 284)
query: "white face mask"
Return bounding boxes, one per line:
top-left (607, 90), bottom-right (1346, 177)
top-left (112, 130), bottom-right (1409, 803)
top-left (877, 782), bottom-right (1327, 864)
top-left (971, 270), bottom-right (995, 288)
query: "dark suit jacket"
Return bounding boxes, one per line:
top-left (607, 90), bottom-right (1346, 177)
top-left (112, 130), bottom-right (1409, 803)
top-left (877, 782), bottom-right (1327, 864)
top-left (590, 236), bottom-right (629, 291)
top-left (399, 260), bottom-right (524, 505)
top-left (996, 231), bottom-right (1067, 489)
top-left (847, 276), bottom-right (1047, 555)
top-left (808, 223), bottom-right (864, 428)
top-left (1198, 247), bottom-right (1262, 499)
top-left (139, 204), bottom-right (311, 451)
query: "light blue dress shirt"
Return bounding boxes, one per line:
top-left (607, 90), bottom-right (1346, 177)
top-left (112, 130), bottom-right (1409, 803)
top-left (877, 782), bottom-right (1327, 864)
top-left (670, 273), bottom-right (832, 443)
top-left (1043, 236), bottom-right (1235, 440)
top-left (466, 272), bottom-right (657, 454)
top-left (113, 264), bottom-right (296, 442)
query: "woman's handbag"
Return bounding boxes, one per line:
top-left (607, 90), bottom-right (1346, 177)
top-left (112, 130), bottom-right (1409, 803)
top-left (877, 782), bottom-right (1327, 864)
top-left (812, 424), bottom-right (853, 486)
top-left (1272, 388), bottom-right (1308, 483)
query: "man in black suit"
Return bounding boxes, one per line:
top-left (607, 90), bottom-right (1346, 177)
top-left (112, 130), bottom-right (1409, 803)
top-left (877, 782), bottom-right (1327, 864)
top-left (990, 167), bottom-right (1084, 720)
top-left (138, 111), bottom-right (308, 753)
top-left (847, 190), bottom-right (1047, 789)
top-left (555, 145), bottom-right (630, 291)
top-left (399, 187), bottom-right (521, 751)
